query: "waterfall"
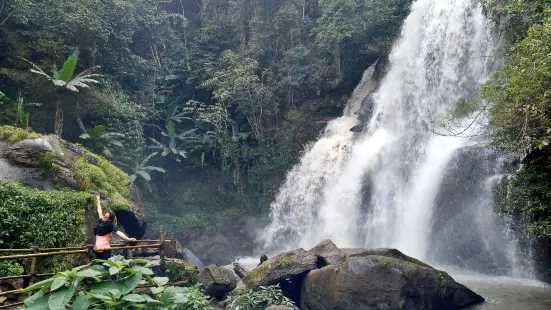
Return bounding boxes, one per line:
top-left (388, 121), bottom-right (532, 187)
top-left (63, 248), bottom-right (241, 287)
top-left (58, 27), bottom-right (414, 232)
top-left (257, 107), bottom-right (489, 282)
top-left (258, 0), bottom-right (532, 277)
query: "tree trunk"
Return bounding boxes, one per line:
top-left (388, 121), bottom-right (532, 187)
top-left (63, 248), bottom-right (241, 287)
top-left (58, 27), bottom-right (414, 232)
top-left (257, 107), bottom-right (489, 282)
top-left (54, 95), bottom-right (63, 136)
top-left (333, 44), bottom-right (343, 85)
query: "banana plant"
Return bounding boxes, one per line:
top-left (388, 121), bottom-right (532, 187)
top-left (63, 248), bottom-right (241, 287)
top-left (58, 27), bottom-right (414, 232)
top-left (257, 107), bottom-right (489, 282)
top-left (0, 91), bottom-right (41, 128)
top-left (77, 118), bottom-right (125, 158)
top-left (115, 152), bottom-right (166, 183)
top-left (20, 47), bottom-right (102, 136)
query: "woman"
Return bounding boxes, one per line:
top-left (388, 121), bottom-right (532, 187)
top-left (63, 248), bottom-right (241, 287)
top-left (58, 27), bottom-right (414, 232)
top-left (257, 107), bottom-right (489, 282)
top-left (94, 195), bottom-right (136, 259)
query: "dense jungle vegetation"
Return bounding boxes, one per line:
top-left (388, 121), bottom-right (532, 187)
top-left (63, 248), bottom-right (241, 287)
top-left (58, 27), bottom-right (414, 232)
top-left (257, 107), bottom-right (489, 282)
top-left (482, 0), bottom-right (551, 239)
top-left (1, 0), bottom-right (549, 247)
top-left (0, 0), bottom-right (412, 234)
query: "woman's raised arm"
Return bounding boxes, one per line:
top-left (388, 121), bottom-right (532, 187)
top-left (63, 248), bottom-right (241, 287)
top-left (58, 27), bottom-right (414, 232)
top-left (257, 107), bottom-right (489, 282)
top-left (96, 195), bottom-right (103, 219)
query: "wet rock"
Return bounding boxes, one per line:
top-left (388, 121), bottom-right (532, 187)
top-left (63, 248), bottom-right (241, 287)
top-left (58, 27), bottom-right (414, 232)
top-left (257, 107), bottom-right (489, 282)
top-left (349, 124), bottom-right (364, 133)
top-left (300, 252), bottom-right (484, 310)
top-left (199, 264), bottom-right (237, 298)
top-left (242, 248), bottom-right (317, 288)
top-left (233, 262), bottom-right (248, 278)
top-left (306, 239), bottom-right (346, 266)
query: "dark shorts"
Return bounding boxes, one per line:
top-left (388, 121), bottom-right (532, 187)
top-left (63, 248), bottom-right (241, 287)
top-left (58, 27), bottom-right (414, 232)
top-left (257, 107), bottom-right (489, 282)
top-left (95, 250), bottom-right (112, 260)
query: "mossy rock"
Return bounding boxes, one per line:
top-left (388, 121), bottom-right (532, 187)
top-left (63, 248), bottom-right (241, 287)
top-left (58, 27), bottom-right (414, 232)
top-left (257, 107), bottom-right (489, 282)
top-left (242, 249), bottom-right (318, 288)
top-left (0, 126), bottom-right (132, 210)
top-left (0, 126), bottom-right (40, 144)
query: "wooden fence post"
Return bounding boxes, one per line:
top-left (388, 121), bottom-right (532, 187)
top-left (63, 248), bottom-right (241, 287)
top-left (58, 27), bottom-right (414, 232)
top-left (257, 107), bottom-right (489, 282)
top-left (85, 245), bottom-right (94, 263)
top-left (123, 247), bottom-right (130, 259)
top-left (159, 232), bottom-right (166, 275)
top-left (28, 246), bottom-right (38, 297)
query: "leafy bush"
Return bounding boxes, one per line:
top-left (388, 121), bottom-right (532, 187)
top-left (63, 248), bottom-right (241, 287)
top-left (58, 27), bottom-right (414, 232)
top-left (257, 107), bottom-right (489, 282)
top-left (499, 164), bottom-right (551, 239)
top-left (0, 181), bottom-right (92, 272)
top-left (165, 262), bottom-right (200, 284)
top-left (484, 14), bottom-right (551, 152)
top-left (226, 284), bottom-right (294, 310)
top-left (0, 125), bottom-right (40, 143)
top-left (22, 255), bottom-right (212, 310)
top-left (0, 261), bottom-right (24, 277)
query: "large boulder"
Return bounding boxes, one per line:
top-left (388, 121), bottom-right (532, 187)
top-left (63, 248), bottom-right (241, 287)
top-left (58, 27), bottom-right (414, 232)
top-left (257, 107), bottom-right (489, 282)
top-left (300, 253), bottom-right (484, 310)
top-left (238, 240), bottom-right (484, 310)
top-left (199, 264), bottom-right (237, 298)
top-left (242, 248), bottom-right (318, 288)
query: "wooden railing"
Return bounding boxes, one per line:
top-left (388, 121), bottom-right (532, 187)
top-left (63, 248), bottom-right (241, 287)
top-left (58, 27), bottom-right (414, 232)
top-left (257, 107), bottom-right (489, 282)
top-left (0, 233), bottom-right (170, 308)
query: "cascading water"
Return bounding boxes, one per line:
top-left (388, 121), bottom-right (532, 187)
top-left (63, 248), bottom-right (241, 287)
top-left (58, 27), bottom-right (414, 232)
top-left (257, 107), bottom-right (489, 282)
top-left (258, 0), bottom-right (532, 277)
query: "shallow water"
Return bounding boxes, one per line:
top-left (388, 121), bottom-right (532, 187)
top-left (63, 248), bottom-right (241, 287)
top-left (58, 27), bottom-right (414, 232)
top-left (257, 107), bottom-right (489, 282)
top-left (452, 272), bottom-right (551, 310)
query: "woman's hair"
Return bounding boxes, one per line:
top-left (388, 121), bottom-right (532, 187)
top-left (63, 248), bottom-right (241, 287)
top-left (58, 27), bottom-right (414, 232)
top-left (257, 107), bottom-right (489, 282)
top-left (107, 211), bottom-right (116, 222)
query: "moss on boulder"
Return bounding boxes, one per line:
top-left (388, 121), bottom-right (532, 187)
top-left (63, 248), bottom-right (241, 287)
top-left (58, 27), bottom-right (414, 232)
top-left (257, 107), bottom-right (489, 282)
top-left (0, 126), bottom-right (40, 144)
top-left (0, 125), bottom-right (132, 210)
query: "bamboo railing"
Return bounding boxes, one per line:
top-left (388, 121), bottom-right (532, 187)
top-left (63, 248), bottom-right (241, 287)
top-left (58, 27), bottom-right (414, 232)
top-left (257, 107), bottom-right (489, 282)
top-left (0, 233), bottom-right (169, 304)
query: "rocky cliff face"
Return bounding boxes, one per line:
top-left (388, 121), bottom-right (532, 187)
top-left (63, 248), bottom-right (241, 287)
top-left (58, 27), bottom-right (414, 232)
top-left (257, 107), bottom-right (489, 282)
top-left (0, 128), bottom-right (145, 241)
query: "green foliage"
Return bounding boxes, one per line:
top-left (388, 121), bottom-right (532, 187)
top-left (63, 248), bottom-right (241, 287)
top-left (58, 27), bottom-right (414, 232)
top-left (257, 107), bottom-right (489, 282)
top-left (0, 181), bottom-right (92, 272)
top-left (0, 0), bottom-right (413, 231)
top-left (499, 164), bottom-right (551, 239)
top-left (0, 261), bottom-right (24, 277)
top-left (484, 13), bottom-right (551, 152)
top-left (115, 152), bottom-right (166, 183)
top-left (23, 255), bottom-right (213, 310)
top-left (38, 151), bottom-right (55, 169)
top-left (71, 156), bottom-right (130, 209)
top-left (0, 125), bottom-right (40, 143)
top-left (165, 262), bottom-right (200, 284)
top-left (22, 48), bottom-right (102, 93)
top-left (77, 118), bottom-right (125, 158)
top-left (481, 3), bottom-right (551, 240)
top-left (226, 284), bottom-right (294, 310)
top-left (0, 92), bottom-right (42, 128)
top-left (483, 0), bottom-right (551, 43)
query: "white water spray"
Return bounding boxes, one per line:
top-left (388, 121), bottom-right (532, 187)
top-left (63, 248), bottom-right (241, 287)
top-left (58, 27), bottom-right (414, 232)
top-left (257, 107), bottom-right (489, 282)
top-left (258, 0), bottom-right (531, 276)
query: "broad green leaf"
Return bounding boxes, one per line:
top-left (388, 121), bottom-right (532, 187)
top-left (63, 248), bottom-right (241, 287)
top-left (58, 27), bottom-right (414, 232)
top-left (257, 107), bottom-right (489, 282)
top-left (129, 258), bottom-right (149, 265)
top-left (72, 294), bottom-right (99, 310)
top-left (150, 287), bottom-right (165, 294)
top-left (145, 260), bottom-right (160, 268)
top-left (153, 277), bottom-right (169, 286)
top-left (166, 119), bottom-right (176, 137)
top-left (109, 289), bottom-right (121, 299)
top-left (86, 292), bottom-right (112, 301)
top-left (90, 281), bottom-right (123, 294)
top-left (109, 266), bottom-right (122, 276)
top-left (129, 266), bottom-right (154, 275)
top-left (48, 283), bottom-right (76, 310)
top-left (76, 268), bottom-right (103, 278)
top-left (118, 273), bottom-right (142, 295)
top-left (57, 48), bottom-right (79, 82)
top-left (29, 68), bottom-right (53, 80)
top-left (136, 170), bottom-right (151, 181)
top-left (140, 152), bottom-right (158, 167)
top-left (24, 289), bottom-right (45, 307)
top-left (21, 277), bottom-right (55, 292)
top-left (89, 125), bottom-right (106, 139)
top-left (142, 294), bottom-right (160, 303)
top-left (26, 293), bottom-right (50, 310)
top-left (122, 294), bottom-right (146, 303)
top-left (144, 166), bottom-right (166, 173)
top-left (50, 276), bottom-right (68, 291)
